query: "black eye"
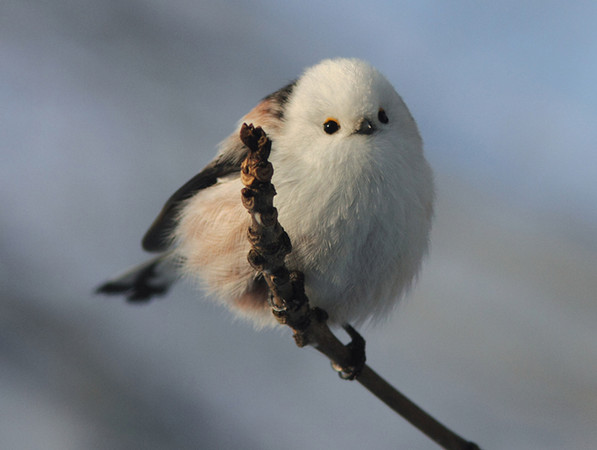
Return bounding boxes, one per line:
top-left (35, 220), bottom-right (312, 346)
top-left (378, 108), bottom-right (389, 124)
top-left (323, 118), bottom-right (340, 134)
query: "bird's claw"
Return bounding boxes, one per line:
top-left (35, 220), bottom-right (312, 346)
top-left (331, 324), bottom-right (366, 380)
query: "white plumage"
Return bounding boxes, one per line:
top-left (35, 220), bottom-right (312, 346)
top-left (99, 58), bottom-right (435, 328)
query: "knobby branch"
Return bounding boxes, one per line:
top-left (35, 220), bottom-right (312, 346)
top-left (239, 123), bottom-right (480, 450)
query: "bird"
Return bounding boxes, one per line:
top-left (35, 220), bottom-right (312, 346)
top-left (97, 58), bottom-right (435, 329)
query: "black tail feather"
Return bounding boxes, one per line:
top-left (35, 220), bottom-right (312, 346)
top-left (96, 253), bottom-right (178, 302)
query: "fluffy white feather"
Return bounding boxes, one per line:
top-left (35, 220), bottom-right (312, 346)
top-left (173, 58), bottom-right (434, 327)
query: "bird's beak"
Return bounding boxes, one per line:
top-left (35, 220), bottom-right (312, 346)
top-left (354, 118), bottom-right (376, 135)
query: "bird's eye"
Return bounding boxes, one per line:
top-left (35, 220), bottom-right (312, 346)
top-left (378, 108), bottom-right (389, 124)
top-left (323, 118), bottom-right (340, 134)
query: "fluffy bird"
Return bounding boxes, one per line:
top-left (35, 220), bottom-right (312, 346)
top-left (98, 58), bottom-right (434, 328)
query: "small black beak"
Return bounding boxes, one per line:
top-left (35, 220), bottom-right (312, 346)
top-left (355, 118), bottom-right (375, 135)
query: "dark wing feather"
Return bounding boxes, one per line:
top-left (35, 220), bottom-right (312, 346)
top-left (142, 147), bottom-right (246, 252)
top-left (142, 81), bottom-right (296, 253)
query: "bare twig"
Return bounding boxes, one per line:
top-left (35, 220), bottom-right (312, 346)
top-left (239, 123), bottom-right (480, 450)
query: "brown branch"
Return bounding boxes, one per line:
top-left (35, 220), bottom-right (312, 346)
top-left (239, 123), bottom-right (480, 450)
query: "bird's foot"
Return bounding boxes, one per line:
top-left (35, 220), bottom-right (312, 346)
top-left (331, 324), bottom-right (366, 380)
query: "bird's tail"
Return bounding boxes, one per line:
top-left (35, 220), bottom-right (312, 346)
top-left (96, 252), bottom-right (179, 302)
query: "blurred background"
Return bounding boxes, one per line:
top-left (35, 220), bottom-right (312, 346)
top-left (2, 1), bottom-right (596, 449)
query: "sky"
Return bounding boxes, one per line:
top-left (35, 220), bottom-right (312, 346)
top-left (1, 1), bottom-right (596, 449)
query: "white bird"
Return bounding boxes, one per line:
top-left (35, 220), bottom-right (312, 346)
top-left (98, 58), bottom-right (435, 328)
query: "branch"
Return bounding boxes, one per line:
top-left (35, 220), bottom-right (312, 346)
top-left (239, 123), bottom-right (480, 450)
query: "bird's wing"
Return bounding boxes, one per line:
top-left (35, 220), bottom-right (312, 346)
top-left (141, 81), bottom-right (296, 252)
top-left (141, 149), bottom-right (245, 252)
